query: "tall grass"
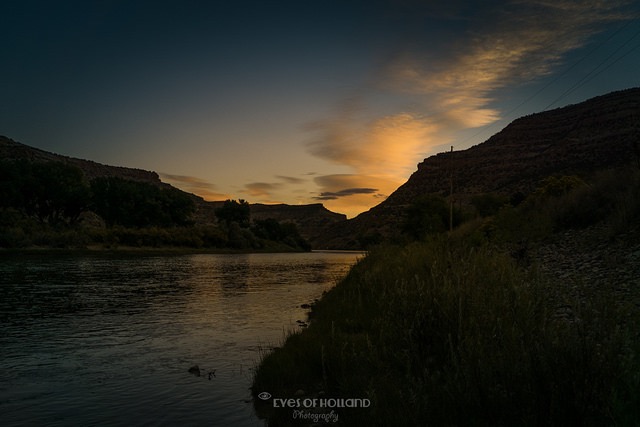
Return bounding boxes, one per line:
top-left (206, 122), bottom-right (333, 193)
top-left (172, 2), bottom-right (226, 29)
top-left (253, 166), bottom-right (640, 425)
top-left (252, 238), bottom-right (639, 425)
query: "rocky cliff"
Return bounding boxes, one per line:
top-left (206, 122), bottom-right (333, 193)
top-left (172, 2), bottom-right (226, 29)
top-left (250, 203), bottom-right (346, 243)
top-left (315, 87), bottom-right (640, 249)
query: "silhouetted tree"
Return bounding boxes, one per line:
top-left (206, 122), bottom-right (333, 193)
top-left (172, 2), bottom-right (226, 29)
top-left (471, 193), bottom-right (508, 218)
top-left (90, 177), bottom-right (194, 227)
top-left (215, 199), bottom-right (250, 227)
top-left (0, 160), bottom-right (89, 224)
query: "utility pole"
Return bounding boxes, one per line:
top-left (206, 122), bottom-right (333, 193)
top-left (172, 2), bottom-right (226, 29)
top-left (449, 145), bottom-right (453, 233)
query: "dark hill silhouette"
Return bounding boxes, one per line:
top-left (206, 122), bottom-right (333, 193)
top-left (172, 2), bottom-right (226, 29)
top-left (4, 88), bottom-right (639, 249)
top-left (314, 87), bottom-right (640, 249)
top-left (0, 135), bottom-right (345, 244)
top-left (0, 136), bottom-right (163, 184)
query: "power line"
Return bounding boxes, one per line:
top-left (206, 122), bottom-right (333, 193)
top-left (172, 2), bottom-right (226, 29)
top-left (584, 39), bottom-right (640, 83)
top-left (542, 23), bottom-right (640, 111)
top-left (508, 19), bottom-right (634, 116)
top-left (453, 18), bottom-right (638, 148)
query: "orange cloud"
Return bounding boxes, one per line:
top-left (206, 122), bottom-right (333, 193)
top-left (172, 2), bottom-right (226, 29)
top-left (308, 111), bottom-right (440, 177)
top-left (313, 174), bottom-right (402, 218)
top-left (243, 182), bottom-right (282, 198)
top-left (275, 175), bottom-right (306, 184)
top-left (160, 173), bottom-right (230, 201)
top-left (304, 0), bottom-right (631, 217)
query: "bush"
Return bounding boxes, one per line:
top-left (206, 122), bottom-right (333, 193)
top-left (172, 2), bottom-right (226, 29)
top-left (403, 194), bottom-right (461, 239)
top-left (471, 193), bottom-right (509, 217)
top-left (90, 177), bottom-right (195, 227)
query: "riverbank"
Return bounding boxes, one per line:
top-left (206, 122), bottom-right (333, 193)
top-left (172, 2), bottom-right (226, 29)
top-left (0, 221), bottom-right (311, 253)
top-left (252, 237), bottom-right (640, 425)
top-left (0, 243), bottom-right (308, 256)
top-left (251, 168), bottom-right (640, 426)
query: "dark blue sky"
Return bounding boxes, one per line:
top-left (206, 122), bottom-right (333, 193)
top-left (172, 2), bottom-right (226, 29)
top-left (2, 0), bottom-right (639, 217)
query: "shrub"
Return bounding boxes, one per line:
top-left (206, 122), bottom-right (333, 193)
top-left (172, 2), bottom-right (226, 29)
top-left (402, 194), bottom-right (460, 239)
top-left (471, 193), bottom-right (508, 217)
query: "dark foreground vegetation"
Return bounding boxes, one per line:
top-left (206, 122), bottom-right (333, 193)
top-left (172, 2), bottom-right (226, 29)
top-left (0, 160), bottom-right (309, 251)
top-left (252, 165), bottom-right (640, 426)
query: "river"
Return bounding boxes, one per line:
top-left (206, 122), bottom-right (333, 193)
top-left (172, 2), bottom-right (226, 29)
top-left (0, 251), bottom-right (363, 426)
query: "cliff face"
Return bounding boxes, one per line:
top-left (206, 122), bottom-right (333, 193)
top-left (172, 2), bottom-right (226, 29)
top-left (187, 200), bottom-right (346, 243)
top-left (250, 203), bottom-right (346, 243)
top-left (314, 88), bottom-right (640, 249)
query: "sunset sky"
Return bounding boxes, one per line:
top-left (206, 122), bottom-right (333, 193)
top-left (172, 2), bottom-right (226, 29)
top-left (2, 1), bottom-right (639, 218)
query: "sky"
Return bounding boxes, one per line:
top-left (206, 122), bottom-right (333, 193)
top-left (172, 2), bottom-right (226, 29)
top-left (1, 0), bottom-right (639, 218)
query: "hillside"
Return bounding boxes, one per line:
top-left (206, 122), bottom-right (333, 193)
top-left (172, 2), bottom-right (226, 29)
top-left (252, 164), bottom-right (640, 426)
top-left (315, 87), bottom-right (640, 249)
top-left (189, 200), bottom-right (346, 243)
top-left (0, 136), bottom-right (345, 245)
top-left (4, 87), bottom-right (639, 250)
top-left (0, 136), bottom-right (163, 185)
top-left (251, 88), bottom-right (640, 424)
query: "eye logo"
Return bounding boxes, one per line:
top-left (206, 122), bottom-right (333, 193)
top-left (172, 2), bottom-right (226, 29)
top-left (258, 392), bottom-right (272, 400)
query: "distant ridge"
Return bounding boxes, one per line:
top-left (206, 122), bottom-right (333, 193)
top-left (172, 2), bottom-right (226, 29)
top-left (315, 87), bottom-right (640, 249)
top-left (5, 87), bottom-right (638, 249)
top-left (0, 136), bottom-right (163, 185)
top-left (0, 135), bottom-right (346, 245)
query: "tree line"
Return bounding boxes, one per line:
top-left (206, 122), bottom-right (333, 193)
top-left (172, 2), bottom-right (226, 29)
top-left (0, 159), bottom-right (309, 251)
top-left (0, 159), bottom-right (194, 227)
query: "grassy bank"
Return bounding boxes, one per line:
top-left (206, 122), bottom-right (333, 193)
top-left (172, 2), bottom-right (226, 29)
top-left (0, 221), bottom-right (310, 253)
top-left (252, 167), bottom-right (640, 426)
top-left (253, 240), bottom-right (639, 425)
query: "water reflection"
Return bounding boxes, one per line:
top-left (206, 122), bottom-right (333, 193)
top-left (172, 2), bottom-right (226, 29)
top-left (0, 251), bottom-right (362, 426)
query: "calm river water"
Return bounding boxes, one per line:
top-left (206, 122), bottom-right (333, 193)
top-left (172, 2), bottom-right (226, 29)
top-left (0, 251), bottom-right (363, 426)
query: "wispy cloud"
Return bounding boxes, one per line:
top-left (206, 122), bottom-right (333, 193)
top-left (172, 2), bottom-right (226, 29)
top-left (305, 0), bottom-right (631, 216)
top-left (313, 174), bottom-right (400, 217)
top-left (307, 111), bottom-right (439, 177)
top-left (275, 175), bottom-right (306, 184)
top-left (160, 173), bottom-right (230, 200)
top-left (237, 174), bottom-right (309, 200)
top-left (387, 0), bottom-right (631, 128)
top-left (243, 182), bottom-right (282, 198)
top-left (315, 187), bottom-right (379, 201)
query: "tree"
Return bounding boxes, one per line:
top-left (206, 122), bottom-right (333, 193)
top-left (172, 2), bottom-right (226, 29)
top-left (471, 193), bottom-right (508, 218)
top-left (215, 199), bottom-right (250, 227)
top-left (0, 160), bottom-right (90, 224)
top-left (90, 177), bottom-right (194, 227)
top-left (0, 160), bottom-right (25, 209)
top-left (252, 218), bottom-right (311, 250)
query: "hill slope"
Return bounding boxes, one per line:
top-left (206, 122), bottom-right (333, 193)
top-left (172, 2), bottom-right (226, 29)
top-left (315, 87), bottom-right (640, 249)
top-left (0, 136), bottom-right (345, 245)
top-left (0, 136), bottom-right (163, 185)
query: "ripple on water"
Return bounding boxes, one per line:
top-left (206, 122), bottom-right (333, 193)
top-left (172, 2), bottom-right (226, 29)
top-left (0, 251), bottom-right (362, 426)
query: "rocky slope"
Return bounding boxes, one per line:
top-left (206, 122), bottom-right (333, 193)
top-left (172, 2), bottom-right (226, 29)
top-left (534, 223), bottom-right (640, 311)
top-left (315, 87), bottom-right (640, 249)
